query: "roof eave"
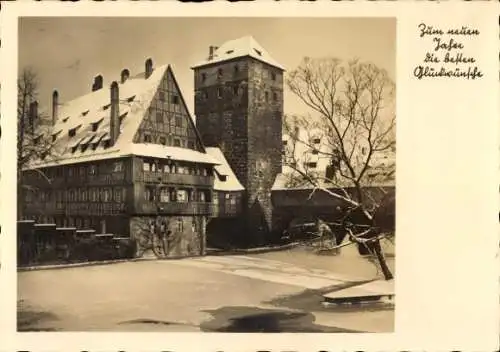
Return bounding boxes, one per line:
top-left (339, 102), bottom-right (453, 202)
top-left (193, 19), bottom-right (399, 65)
top-left (191, 55), bottom-right (285, 72)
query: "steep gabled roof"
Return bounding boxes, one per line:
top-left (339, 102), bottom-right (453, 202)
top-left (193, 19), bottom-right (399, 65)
top-left (26, 64), bottom-right (214, 169)
top-left (192, 36), bottom-right (285, 71)
top-left (205, 147), bottom-right (245, 191)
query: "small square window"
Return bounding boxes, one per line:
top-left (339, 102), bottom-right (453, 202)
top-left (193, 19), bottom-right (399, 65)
top-left (144, 134), bottom-right (152, 143)
top-left (271, 72), bottom-right (277, 81)
top-left (217, 68), bottom-right (223, 79)
top-left (233, 86), bottom-right (239, 96)
top-left (264, 91), bottom-right (269, 102)
top-left (172, 95), bottom-right (179, 105)
top-left (306, 162), bottom-right (317, 168)
top-left (159, 137), bottom-right (166, 145)
top-left (158, 91), bottom-right (165, 101)
top-left (273, 92), bottom-right (278, 101)
top-left (312, 149), bottom-right (319, 155)
top-left (174, 139), bottom-right (181, 147)
top-left (201, 73), bottom-right (207, 82)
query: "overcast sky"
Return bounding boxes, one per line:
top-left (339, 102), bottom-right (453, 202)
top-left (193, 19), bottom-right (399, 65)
top-left (19, 17), bottom-right (395, 118)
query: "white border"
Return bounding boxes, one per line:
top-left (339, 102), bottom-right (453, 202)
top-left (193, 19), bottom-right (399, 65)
top-left (1, 2), bottom-right (499, 351)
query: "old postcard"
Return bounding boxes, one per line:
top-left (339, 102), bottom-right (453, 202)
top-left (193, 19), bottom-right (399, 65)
top-left (0, 1), bottom-right (498, 351)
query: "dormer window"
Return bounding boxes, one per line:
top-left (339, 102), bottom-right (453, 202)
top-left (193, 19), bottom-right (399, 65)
top-left (220, 175), bottom-right (227, 182)
top-left (312, 149), bottom-right (319, 155)
top-left (82, 110), bottom-right (90, 117)
top-left (254, 48), bottom-right (262, 56)
top-left (91, 118), bottom-right (104, 132)
top-left (126, 95), bottom-right (136, 103)
top-left (52, 129), bottom-right (62, 142)
top-left (119, 111), bottom-right (128, 123)
top-left (69, 128), bottom-right (77, 137)
top-left (62, 117), bottom-right (70, 123)
top-left (103, 140), bottom-right (111, 149)
top-left (144, 134), bottom-right (152, 143)
top-left (102, 104), bottom-right (111, 111)
top-left (226, 50), bottom-right (234, 54)
top-left (312, 138), bottom-right (321, 144)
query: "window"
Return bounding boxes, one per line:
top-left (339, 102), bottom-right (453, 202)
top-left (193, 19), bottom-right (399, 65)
top-left (230, 197), bottom-right (236, 205)
top-left (159, 91), bottom-right (165, 101)
top-left (144, 186), bottom-right (156, 202)
top-left (176, 218), bottom-right (183, 232)
top-left (102, 188), bottom-right (112, 202)
top-left (213, 193), bottom-right (219, 205)
top-left (114, 188), bottom-right (123, 202)
top-left (174, 138), bottom-right (181, 147)
top-left (82, 110), bottom-right (89, 117)
top-left (81, 189), bottom-right (88, 202)
top-left (175, 115), bottom-right (182, 127)
top-left (79, 166), bottom-right (86, 176)
top-left (102, 104), bottom-right (111, 111)
top-left (151, 162), bottom-right (157, 172)
top-left (203, 91), bottom-right (209, 100)
top-left (201, 73), bottom-right (206, 82)
top-left (361, 147), bottom-right (366, 155)
top-left (144, 134), bottom-right (152, 143)
top-left (217, 68), bottom-right (223, 79)
top-left (265, 91), bottom-right (269, 102)
top-left (100, 219), bottom-right (106, 234)
top-left (312, 149), bottom-right (319, 155)
top-left (160, 188), bottom-right (169, 203)
top-left (312, 138), bottom-right (321, 144)
top-left (143, 161), bottom-right (150, 172)
top-left (156, 112), bottom-right (163, 123)
top-left (271, 72), bottom-right (277, 81)
top-left (234, 65), bottom-right (239, 74)
top-left (127, 95), bottom-right (136, 103)
top-left (220, 175), bottom-right (227, 182)
top-left (177, 165), bottom-right (185, 174)
top-left (69, 128), bottom-right (77, 137)
top-left (192, 219), bottom-right (197, 233)
top-left (217, 87), bottom-right (223, 99)
top-left (233, 86), bottom-right (239, 96)
top-left (306, 162), bottom-right (317, 168)
top-left (113, 161), bottom-right (123, 172)
top-left (76, 218), bottom-right (82, 228)
top-left (199, 191), bottom-right (206, 202)
top-left (202, 168), bottom-right (208, 176)
top-left (188, 141), bottom-right (195, 149)
top-left (159, 136), bottom-right (166, 145)
top-left (254, 48), bottom-right (262, 56)
top-left (273, 92), bottom-right (278, 101)
top-left (172, 95), bottom-right (179, 105)
top-left (176, 190), bottom-right (188, 203)
top-left (163, 164), bottom-right (171, 173)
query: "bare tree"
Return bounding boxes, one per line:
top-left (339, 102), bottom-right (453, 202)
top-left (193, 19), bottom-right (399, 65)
top-left (284, 57), bottom-right (396, 280)
top-left (17, 68), bottom-right (57, 219)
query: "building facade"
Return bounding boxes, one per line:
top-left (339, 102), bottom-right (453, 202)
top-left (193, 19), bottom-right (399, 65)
top-left (21, 59), bottom-right (238, 257)
top-left (192, 36), bottom-right (284, 243)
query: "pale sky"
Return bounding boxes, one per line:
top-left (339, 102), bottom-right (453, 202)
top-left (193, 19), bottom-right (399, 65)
top-left (19, 17), bottom-right (395, 119)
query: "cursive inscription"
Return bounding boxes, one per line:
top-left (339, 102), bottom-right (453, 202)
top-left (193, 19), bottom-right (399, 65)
top-left (414, 23), bottom-right (483, 80)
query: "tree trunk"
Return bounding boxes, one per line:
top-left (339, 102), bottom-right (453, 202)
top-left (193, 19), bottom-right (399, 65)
top-left (372, 239), bottom-right (393, 280)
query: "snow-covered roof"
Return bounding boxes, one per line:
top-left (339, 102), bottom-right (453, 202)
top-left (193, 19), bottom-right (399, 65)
top-left (26, 63), bottom-right (216, 169)
top-left (205, 147), bottom-right (245, 192)
top-left (192, 36), bottom-right (285, 71)
top-left (271, 170), bottom-right (395, 191)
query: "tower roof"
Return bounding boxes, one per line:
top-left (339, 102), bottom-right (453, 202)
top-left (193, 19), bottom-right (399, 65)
top-left (192, 36), bottom-right (285, 71)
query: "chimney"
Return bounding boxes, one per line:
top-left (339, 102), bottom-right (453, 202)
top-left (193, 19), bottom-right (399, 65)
top-left (92, 75), bottom-right (103, 92)
top-left (52, 90), bottom-right (59, 125)
top-left (120, 69), bottom-right (130, 84)
top-left (145, 58), bottom-right (153, 79)
top-left (208, 46), bottom-right (219, 60)
top-left (28, 101), bottom-right (38, 136)
top-left (109, 81), bottom-right (120, 146)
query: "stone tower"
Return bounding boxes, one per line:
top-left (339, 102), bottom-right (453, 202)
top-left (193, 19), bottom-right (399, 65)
top-left (192, 36), bottom-right (284, 243)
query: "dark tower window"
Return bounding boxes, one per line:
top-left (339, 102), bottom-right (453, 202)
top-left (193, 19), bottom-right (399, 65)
top-left (233, 86), bottom-right (239, 96)
top-left (265, 91), bottom-right (269, 102)
top-left (217, 87), bottom-right (223, 99)
top-left (273, 92), bottom-right (278, 101)
top-left (203, 91), bottom-right (209, 100)
top-left (144, 134), bottom-right (152, 143)
top-left (271, 72), bottom-right (277, 81)
top-left (217, 68), bottom-right (223, 79)
top-left (234, 65), bottom-right (239, 75)
top-left (201, 73), bottom-right (207, 82)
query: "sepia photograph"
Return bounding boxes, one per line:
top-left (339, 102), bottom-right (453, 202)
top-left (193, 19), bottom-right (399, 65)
top-left (16, 16), bottom-right (396, 333)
